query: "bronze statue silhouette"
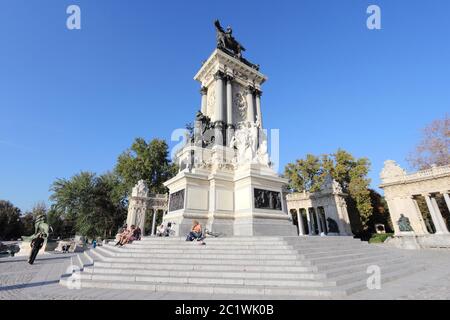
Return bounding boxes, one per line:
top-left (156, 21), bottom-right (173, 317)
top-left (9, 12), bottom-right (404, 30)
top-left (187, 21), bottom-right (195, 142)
top-left (214, 19), bottom-right (246, 58)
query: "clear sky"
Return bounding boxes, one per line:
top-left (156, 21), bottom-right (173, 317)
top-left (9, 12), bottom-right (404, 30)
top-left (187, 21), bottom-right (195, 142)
top-left (1, 0), bottom-right (449, 212)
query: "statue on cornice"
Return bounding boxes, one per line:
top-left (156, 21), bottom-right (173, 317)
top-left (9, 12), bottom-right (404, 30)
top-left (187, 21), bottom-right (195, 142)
top-left (214, 19), bottom-right (245, 59)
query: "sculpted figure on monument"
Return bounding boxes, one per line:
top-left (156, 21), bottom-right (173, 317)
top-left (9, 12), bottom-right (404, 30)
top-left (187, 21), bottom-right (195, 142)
top-left (22, 215), bottom-right (52, 241)
top-left (132, 180), bottom-right (149, 198)
top-left (397, 214), bottom-right (413, 232)
top-left (214, 19), bottom-right (246, 59)
top-left (326, 218), bottom-right (340, 233)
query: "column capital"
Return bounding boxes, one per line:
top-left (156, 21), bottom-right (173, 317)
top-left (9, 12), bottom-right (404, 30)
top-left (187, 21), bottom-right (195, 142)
top-left (254, 89), bottom-right (263, 97)
top-left (224, 74), bottom-right (234, 82)
top-left (200, 86), bottom-right (208, 95)
top-left (214, 70), bottom-right (225, 80)
top-left (245, 85), bottom-right (256, 95)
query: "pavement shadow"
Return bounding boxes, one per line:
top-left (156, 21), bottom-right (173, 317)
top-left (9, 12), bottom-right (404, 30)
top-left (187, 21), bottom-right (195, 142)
top-left (0, 280), bottom-right (60, 291)
top-left (0, 255), bottom-right (74, 264)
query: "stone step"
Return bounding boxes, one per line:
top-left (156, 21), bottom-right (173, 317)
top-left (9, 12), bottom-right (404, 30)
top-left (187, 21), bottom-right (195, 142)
top-left (322, 257), bottom-right (407, 278)
top-left (60, 237), bottom-right (421, 298)
top-left (313, 254), bottom-right (404, 271)
top-left (104, 246), bottom-right (297, 255)
top-left (83, 266), bottom-right (326, 280)
top-left (62, 278), bottom-right (344, 297)
top-left (333, 264), bottom-right (427, 295)
top-left (295, 248), bottom-right (380, 259)
top-left (98, 251), bottom-right (300, 261)
top-left (326, 261), bottom-right (412, 286)
top-left (92, 261), bottom-right (317, 273)
top-left (90, 247), bottom-right (310, 266)
top-left (95, 246), bottom-right (300, 260)
top-left (287, 242), bottom-right (368, 250)
top-left (137, 236), bottom-right (285, 243)
top-left (124, 244), bottom-right (294, 251)
top-left (80, 272), bottom-right (331, 287)
top-left (307, 250), bottom-right (391, 265)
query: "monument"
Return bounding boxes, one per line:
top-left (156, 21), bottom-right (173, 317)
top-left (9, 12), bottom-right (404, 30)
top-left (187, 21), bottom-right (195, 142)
top-left (18, 215), bottom-right (54, 256)
top-left (285, 175), bottom-right (354, 236)
top-left (380, 160), bottom-right (450, 249)
top-left (126, 180), bottom-right (169, 236)
top-left (163, 20), bottom-right (297, 236)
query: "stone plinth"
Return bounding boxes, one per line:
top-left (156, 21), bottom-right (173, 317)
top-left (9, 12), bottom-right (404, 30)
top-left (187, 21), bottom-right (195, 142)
top-left (164, 154), bottom-right (297, 237)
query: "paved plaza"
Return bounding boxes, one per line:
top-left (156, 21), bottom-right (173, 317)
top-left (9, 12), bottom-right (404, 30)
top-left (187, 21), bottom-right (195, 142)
top-left (1, 246), bottom-right (450, 300)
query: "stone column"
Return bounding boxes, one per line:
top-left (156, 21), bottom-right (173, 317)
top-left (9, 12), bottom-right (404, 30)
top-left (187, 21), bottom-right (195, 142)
top-left (431, 195), bottom-right (449, 233)
top-left (214, 71), bottom-right (225, 146)
top-left (306, 208), bottom-right (314, 235)
top-left (424, 194), bottom-right (448, 234)
top-left (225, 76), bottom-right (233, 125)
top-left (443, 193), bottom-right (450, 213)
top-left (214, 71), bottom-right (224, 123)
top-left (225, 75), bottom-right (234, 146)
top-left (411, 196), bottom-right (429, 234)
top-left (245, 86), bottom-right (255, 123)
top-left (200, 86), bottom-right (208, 114)
top-left (151, 208), bottom-right (157, 236)
top-left (297, 209), bottom-right (305, 236)
top-left (255, 89), bottom-right (263, 128)
top-left (315, 208), bottom-right (323, 234)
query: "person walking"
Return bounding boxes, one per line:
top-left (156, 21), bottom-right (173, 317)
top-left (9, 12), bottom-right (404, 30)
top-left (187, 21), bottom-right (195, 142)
top-left (28, 233), bottom-right (45, 265)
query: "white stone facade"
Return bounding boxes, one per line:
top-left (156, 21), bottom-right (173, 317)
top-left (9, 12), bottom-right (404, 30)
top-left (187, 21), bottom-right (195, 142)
top-left (285, 177), bottom-right (353, 236)
top-left (126, 180), bottom-right (168, 235)
top-left (380, 161), bottom-right (450, 249)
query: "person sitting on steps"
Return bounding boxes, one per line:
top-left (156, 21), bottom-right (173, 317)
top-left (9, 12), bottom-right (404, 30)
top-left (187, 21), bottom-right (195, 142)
top-left (186, 220), bottom-right (205, 245)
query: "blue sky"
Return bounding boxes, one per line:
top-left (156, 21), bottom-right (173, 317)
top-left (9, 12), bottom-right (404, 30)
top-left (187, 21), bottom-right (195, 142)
top-left (0, 0), bottom-right (449, 212)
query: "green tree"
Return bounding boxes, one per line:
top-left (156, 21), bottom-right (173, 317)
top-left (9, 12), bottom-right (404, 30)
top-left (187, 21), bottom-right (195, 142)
top-left (284, 154), bottom-right (324, 192)
top-left (50, 171), bottom-right (127, 239)
top-left (20, 213), bottom-right (35, 237)
top-left (115, 138), bottom-right (177, 195)
top-left (284, 149), bottom-right (374, 236)
top-left (0, 200), bottom-right (22, 240)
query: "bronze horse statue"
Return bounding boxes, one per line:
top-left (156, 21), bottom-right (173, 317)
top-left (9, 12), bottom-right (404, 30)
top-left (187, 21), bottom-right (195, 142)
top-left (214, 19), bottom-right (246, 58)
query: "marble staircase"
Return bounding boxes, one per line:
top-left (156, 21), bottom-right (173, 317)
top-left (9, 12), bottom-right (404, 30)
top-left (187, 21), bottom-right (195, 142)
top-left (60, 236), bottom-right (423, 298)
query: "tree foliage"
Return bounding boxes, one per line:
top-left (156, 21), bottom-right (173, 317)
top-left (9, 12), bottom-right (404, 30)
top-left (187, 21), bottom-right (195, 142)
top-left (407, 114), bottom-right (450, 170)
top-left (50, 171), bottom-right (127, 239)
top-left (115, 138), bottom-right (177, 195)
top-left (284, 149), bottom-right (374, 235)
top-left (0, 200), bottom-right (22, 240)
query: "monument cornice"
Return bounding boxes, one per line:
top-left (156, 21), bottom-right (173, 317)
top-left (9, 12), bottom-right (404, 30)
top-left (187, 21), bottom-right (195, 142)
top-left (380, 164), bottom-right (450, 189)
top-left (194, 49), bottom-right (267, 87)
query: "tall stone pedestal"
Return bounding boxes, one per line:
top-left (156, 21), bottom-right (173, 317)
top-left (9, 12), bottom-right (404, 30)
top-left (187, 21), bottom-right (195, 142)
top-left (164, 146), bottom-right (297, 237)
top-left (164, 45), bottom-right (297, 236)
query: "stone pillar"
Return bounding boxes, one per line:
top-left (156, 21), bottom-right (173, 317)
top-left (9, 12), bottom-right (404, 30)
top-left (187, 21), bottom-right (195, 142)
top-left (255, 89), bottom-right (263, 128)
top-left (297, 209), bottom-right (305, 236)
top-left (305, 208), bottom-right (316, 236)
top-left (443, 193), bottom-right (450, 213)
top-left (151, 208), bottom-right (157, 236)
top-left (411, 196), bottom-right (429, 234)
top-left (225, 75), bottom-right (234, 146)
top-left (200, 87), bottom-right (208, 114)
top-left (424, 194), bottom-right (448, 234)
top-left (431, 195), bottom-right (449, 233)
top-left (246, 86), bottom-right (255, 123)
top-left (226, 76), bottom-right (233, 125)
top-left (315, 208), bottom-right (323, 234)
top-left (214, 72), bottom-right (224, 123)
